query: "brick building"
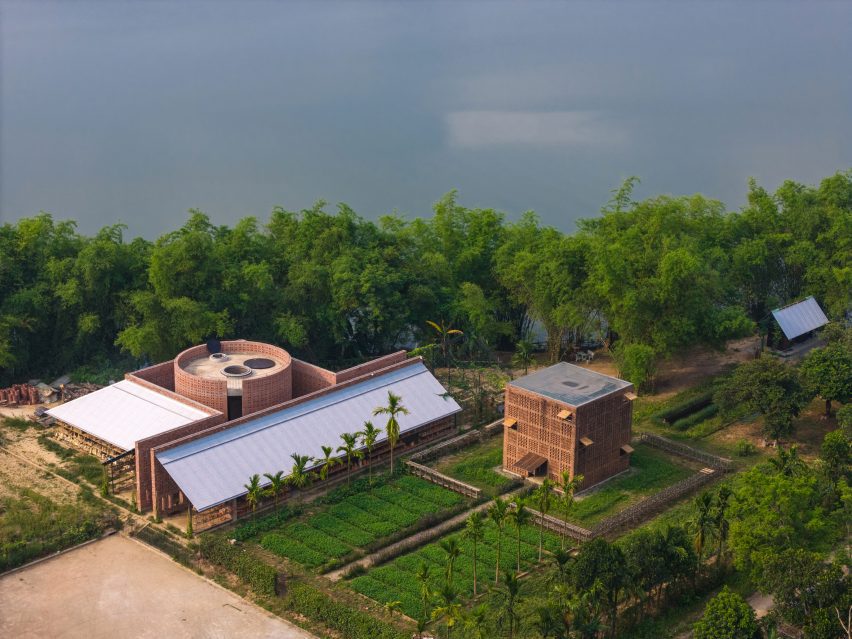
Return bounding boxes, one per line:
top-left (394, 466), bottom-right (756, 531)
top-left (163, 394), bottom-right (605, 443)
top-left (503, 363), bottom-right (635, 489)
top-left (47, 340), bottom-right (460, 522)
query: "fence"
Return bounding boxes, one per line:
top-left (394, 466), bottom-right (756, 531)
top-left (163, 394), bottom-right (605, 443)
top-left (133, 524), bottom-right (194, 566)
top-left (406, 461), bottom-right (482, 498)
top-left (638, 432), bottom-right (733, 471)
top-left (523, 507), bottom-right (594, 542)
top-left (409, 418), bottom-right (503, 463)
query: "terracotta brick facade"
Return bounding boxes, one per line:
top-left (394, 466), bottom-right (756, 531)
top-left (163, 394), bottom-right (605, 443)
top-left (129, 360), bottom-right (175, 391)
top-left (503, 382), bottom-right (633, 489)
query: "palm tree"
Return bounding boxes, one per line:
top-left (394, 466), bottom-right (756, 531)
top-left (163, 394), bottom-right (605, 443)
top-left (558, 470), bottom-right (584, 549)
top-left (243, 474), bottom-right (263, 518)
top-left (769, 445), bottom-right (806, 477)
top-left (497, 571), bottom-right (523, 639)
top-left (263, 470), bottom-right (286, 507)
top-left (431, 584), bottom-right (462, 639)
top-left (359, 420), bottom-right (382, 486)
top-left (373, 391), bottom-right (409, 475)
top-left (532, 605), bottom-right (561, 639)
top-left (287, 453), bottom-right (315, 491)
top-left (489, 497), bottom-right (509, 584)
top-left (337, 431), bottom-right (363, 485)
top-left (465, 511), bottom-right (485, 596)
top-left (426, 319), bottom-right (464, 385)
top-left (509, 498), bottom-right (532, 572)
top-left (384, 600), bottom-right (402, 617)
top-left (416, 562), bottom-right (432, 622)
top-left (415, 617), bottom-right (431, 639)
top-left (440, 537), bottom-right (461, 586)
top-left (512, 340), bottom-right (535, 375)
top-left (317, 445), bottom-right (340, 481)
top-left (690, 491), bottom-right (714, 579)
top-left (463, 604), bottom-right (490, 639)
top-left (713, 485), bottom-right (732, 571)
top-left (534, 478), bottom-right (555, 562)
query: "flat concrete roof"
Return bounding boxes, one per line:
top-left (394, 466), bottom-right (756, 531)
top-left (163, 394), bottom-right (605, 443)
top-left (508, 362), bottom-right (632, 407)
top-left (181, 351), bottom-right (288, 395)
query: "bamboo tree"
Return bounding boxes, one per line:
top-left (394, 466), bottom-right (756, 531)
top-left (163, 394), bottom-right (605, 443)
top-left (359, 420), bottom-right (382, 486)
top-left (373, 391), bottom-right (409, 475)
top-left (337, 432), bottom-right (363, 485)
top-left (489, 497), bottom-right (509, 584)
top-left (465, 511), bottom-right (485, 596)
top-left (263, 470), bottom-right (286, 506)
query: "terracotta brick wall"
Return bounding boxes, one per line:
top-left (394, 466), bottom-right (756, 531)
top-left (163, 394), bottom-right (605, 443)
top-left (129, 360), bottom-right (175, 391)
top-left (135, 412), bottom-right (225, 512)
top-left (574, 389), bottom-right (633, 488)
top-left (291, 359), bottom-right (336, 397)
top-left (334, 351), bottom-right (408, 383)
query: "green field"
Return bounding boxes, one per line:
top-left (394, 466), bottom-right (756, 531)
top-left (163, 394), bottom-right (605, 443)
top-left (258, 474), bottom-right (465, 569)
top-left (349, 518), bottom-right (564, 619)
top-left (548, 445), bottom-right (696, 527)
top-left (433, 436), bottom-right (515, 495)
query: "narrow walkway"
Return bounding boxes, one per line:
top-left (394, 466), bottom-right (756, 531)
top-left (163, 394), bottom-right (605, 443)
top-left (326, 485), bottom-right (527, 581)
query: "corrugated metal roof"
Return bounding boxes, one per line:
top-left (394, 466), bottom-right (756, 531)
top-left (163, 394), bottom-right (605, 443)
top-left (771, 296), bottom-right (829, 340)
top-left (157, 362), bottom-right (461, 511)
top-left (46, 380), bottom-right (212, 451)
top-left (508, 362), bottom-right (632, 407)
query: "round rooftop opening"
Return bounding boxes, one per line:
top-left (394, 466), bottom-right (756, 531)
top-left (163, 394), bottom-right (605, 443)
top-left (244, 357), bottom-right (275, 370)
top-left (209, 352), bottom-right (229, 362)
top-left (222, 365), bottom-right (252, 378)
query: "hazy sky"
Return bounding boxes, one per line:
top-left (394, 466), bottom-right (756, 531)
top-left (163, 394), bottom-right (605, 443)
top-left (1, 1), bottom-right (850, 237)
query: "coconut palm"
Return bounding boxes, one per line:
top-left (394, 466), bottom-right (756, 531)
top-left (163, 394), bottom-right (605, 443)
top-left (534, 478), bottom-right (555, 561)
top-left (690, 491), bottom-right (714, 579)
top-left (558, 470), bottom-right (584, 549)
top-left (337, 432), bottom-right (363, 485)
top-left (384, 600), bottom-right (402, 617)
top-left (431, 584), bottom-right (462, 639)
top-left (263, 470), bottom-right (286, 506)
top-left (358, 420), bottom-right (382, 486)
top-left (287, 453), bottom-right (315, 491)
top-left (489, 497), bottom-right (509, 584)
top-left (496, 571), bottom-right (523, 639)
top-left (243, 473), bottom-right (263, 518)
top-left (440, 537), bottom-right (461, 586)
top-left (373, 391), bottom-right (409, 475)
top-left (509, 498), bottom-right (532, 572)
top-left (416, 562), bottom-right (432, 622)
top-left (463, 604), bottom-right (490, 639)
top-left (317, 445), bottom-right (340, 481)
top-left (512, 340), bottom-right (535, 375)
top-left (426, 319), bottom-right (464, 385)
top-left (465, 511), bottom-right (485, 596)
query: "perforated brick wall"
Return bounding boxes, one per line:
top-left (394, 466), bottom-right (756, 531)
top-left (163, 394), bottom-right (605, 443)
top-left (129, 360), bottom-right (176, 391)
top-left (291, 359), bottom-right (336, 397)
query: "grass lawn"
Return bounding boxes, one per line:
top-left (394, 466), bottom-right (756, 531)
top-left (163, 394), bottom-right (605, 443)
top-left (349, 518), bottom-right (565, 619)
top-left (545, 445), bottom-right (697, 527)
top-left (255, 474), bottom-right (466, 570)
top-left (433, 435), bottom-right (516, 495)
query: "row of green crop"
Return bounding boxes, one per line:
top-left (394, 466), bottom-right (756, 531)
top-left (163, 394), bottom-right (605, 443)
top-left (200, 534), bottom-right (277, 597)
top-left (350, 519), bottom-right (563, 619)
top-left (259, 474), bottom-right (465, 569)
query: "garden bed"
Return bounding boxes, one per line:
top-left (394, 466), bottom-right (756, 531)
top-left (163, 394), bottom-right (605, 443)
top-left (431, 434), bottom-right (517, 496)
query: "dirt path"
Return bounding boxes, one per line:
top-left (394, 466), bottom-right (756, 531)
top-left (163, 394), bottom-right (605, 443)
top-left (325, 485), bottom-right (527, 581)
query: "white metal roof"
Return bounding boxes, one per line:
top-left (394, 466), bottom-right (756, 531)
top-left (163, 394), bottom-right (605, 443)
top-left (46, 380), bottom-right (212, 451)
top-left (157, 362), bottom-right (461, 511)
top-left (772, 296), bottom-right (829, 340)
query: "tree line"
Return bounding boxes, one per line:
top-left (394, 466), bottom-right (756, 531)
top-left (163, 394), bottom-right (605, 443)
top-left (1, 171), bottom-right (849, 386)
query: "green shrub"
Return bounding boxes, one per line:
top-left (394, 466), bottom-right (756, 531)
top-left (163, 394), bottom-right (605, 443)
top-left (199, 535), bottom-right (277, 597)
top-left (736, 440), bottom-right (757, 457)
top-left (653, 391), bottom-right (714, 424)
top-left (285, 582), bottom-right (407, 639)
top-left (693, 586), bottom-right (758, 639)
top-left (614, 343), bottom-right (658, 393)
top-left (672, 404), bottom-right (719, 430)
top-left (2, 417), bottom-right (32, 432)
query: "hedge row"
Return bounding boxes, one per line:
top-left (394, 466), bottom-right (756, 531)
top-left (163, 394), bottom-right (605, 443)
top-left (672, 404), bottom-right (719, 430)
top-left (199, 535), bottom-right (277, 597)
top-left (284, 582), bottom-right (408, 639)
top-left (654, 391), bottom-right (714, 424)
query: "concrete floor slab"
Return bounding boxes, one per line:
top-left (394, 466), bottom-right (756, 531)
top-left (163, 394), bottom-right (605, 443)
top-left (0, 534), bottom-right (315, 639)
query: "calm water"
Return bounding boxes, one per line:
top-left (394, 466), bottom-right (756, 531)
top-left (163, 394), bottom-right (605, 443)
top-left (1, 1), bottom-right (850, 237)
